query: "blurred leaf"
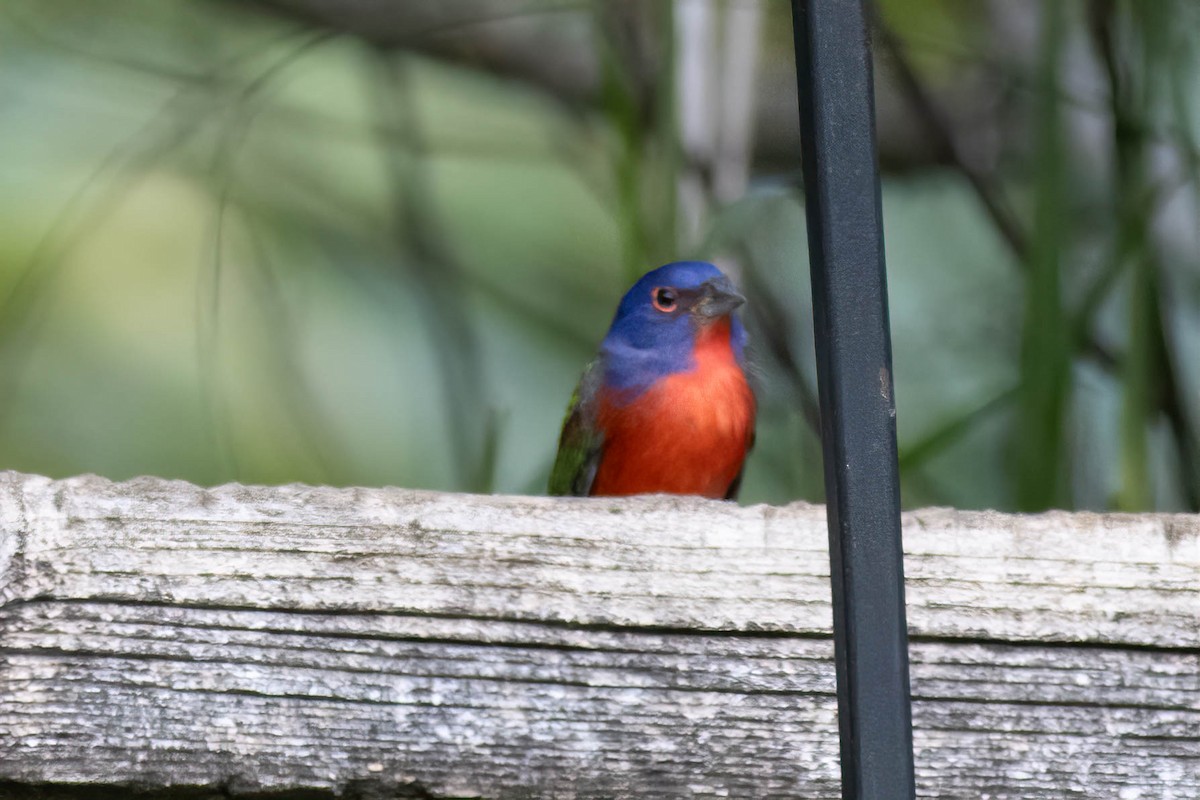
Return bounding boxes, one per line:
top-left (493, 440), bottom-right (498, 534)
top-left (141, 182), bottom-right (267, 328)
top-left (1013, 0), bottom-right (1071, 511)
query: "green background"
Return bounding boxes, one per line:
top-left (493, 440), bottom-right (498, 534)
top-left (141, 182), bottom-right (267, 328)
top-left (1, 0), bottom-right (1197, 510)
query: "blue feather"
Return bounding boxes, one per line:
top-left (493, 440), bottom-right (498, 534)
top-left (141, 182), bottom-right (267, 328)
top-left (599, 262), bottom-right (747, 400)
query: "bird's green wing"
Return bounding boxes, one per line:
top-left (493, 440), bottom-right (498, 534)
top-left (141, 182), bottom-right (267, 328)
top-left (548, 362), bottom-right (604, 496)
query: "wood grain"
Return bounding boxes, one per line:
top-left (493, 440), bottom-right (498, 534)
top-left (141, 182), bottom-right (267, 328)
top-left (1, 471), bottom-right (1197, 798)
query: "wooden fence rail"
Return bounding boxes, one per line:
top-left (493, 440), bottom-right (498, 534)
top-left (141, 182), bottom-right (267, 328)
top-left (0, 471), bottom-right (1197, 798)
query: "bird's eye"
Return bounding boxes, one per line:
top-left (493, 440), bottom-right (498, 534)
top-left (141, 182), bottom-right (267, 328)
top-left (651, 287), bottom-right (678, 312)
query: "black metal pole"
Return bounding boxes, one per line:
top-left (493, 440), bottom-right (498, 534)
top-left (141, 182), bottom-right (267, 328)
top-left (790, 1), bottom-right (916, 798)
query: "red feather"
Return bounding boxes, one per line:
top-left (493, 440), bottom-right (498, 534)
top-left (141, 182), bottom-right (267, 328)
top-left (591, 319), bottom-right (755, 498)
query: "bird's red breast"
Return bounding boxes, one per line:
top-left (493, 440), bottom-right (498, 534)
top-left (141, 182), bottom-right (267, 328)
top-left (591, 318), bottom-right (755, 498)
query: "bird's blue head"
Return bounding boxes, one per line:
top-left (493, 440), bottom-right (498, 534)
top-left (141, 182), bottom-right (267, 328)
top-left (599, 261), bottom-right (748, 397)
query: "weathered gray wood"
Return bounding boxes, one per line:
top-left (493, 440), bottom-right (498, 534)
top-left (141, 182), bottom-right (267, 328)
top-left (0, 471), bottom-right (1197, 798)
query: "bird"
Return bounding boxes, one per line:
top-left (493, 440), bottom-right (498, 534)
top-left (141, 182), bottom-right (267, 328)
top-left (548, 261), bottom-right (756, 499)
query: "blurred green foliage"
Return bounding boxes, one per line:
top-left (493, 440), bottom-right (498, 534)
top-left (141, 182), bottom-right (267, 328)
top-left (0, 0), bottom-right (1198, 511)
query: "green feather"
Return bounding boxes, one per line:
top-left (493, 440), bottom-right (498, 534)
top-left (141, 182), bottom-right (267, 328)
top-left (548, 363), bottom-right (604, 496)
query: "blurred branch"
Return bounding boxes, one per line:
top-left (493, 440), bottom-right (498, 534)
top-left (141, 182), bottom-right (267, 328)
top-left (199, 32), bottom-right (335, 478)
top-left (369, 50), bottom-right (494, 492)
top-left (713, 0), bottom-right (762, 204)
top-left (12, 0), bottom-right (1052, 180)
top-left (874, 18), bottom-right (1030, 263)
top-left (230, 0), bottom-right (598, 103)
top-left (885, 6), bottom-right (1199, 509)
top-left (900, 26), bottom-right (1200, 194)
top-left (229, 0), bottom-right (959, 174)
top-left (0, 27), bottom-right (330, 433)
top-left (1013, 0), bottom-right (1071, 511)
top-left (242, 222), bottom-right (351, 479)
top-left (738, 250), bottom-right (821, 435)
top-left (1091, 0), bottom-right (1200, 511)
top-left (675, 0), bottom-right (763, 247)
top-left (596, 0), bottom-right (676, 279)
top-left (0, 3), bottom-right (228, 83)
top-left (898, 386), bottom-right (1017, 472)
top-left (674, 0), bottom-right (716, 244)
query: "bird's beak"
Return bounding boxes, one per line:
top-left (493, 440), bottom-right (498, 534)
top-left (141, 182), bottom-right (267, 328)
top-left (692, 276), bottom-right (746, 320)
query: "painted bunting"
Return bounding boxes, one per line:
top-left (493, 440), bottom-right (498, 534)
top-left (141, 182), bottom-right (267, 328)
top-left (549, 261), bottom-right (756, 499)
